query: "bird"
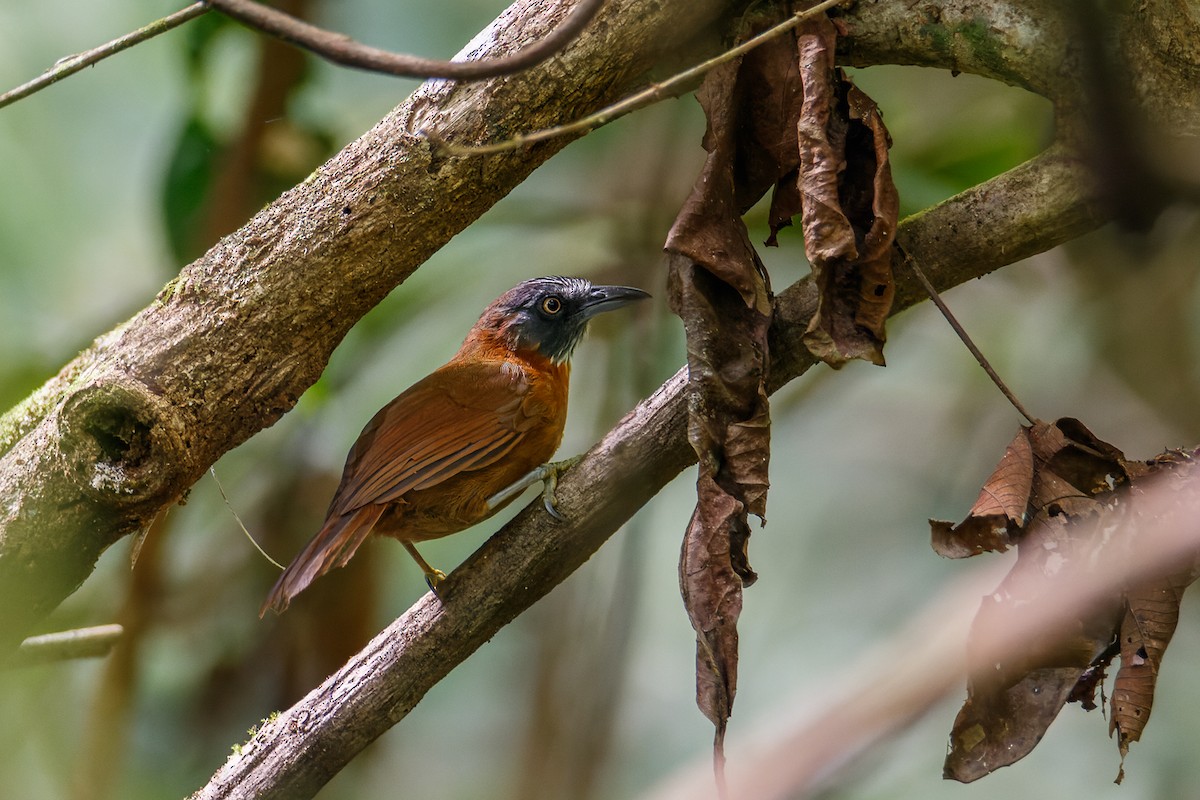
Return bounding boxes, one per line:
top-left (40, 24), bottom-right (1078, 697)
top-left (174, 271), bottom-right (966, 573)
top-left (261, 276), bottom-right (649, 616)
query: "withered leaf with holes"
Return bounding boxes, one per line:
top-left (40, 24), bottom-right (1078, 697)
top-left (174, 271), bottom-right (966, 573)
top-left (1109, 451), bottom-right (1200, 782)
top-left (931, 427), bottom-right (1033, 558)
top-left (942, 424), bottom-right (1200, 783)
top-left (794, 14), bottom-right (898, 367)
top-left (945, 509), bottom-right (1127, 783)
top-left (664, 5), bottom-right (810, 763)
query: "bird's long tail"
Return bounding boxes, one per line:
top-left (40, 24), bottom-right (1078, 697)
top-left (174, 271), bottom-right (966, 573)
top-left (259, 504), bottom-right (384, 617)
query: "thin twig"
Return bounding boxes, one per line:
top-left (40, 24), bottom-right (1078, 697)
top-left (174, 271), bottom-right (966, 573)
top-left (0, 3), bottom-right (209, 111)
top-left (7, 624), bottom-right (124, 668)
top-left (426, 0), bottom-right (846, 156)
top-left (714, 735), bottom-right (729, 800)
top-left (210, 467), bottom-right (285, 570)
top-left (204, 0), bottom-right (605, 79)
top-left (901, 248), bottom-right (1039, 425)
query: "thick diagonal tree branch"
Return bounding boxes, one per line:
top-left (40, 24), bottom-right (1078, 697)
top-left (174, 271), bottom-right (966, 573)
top-left (192, 142), bottom-right (1106, 800)
top-left (0, 0), bottom-right (738, 656)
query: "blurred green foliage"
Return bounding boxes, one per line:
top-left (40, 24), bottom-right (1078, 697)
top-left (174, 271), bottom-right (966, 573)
top-left (1, 3), bottom-right (1198, 800)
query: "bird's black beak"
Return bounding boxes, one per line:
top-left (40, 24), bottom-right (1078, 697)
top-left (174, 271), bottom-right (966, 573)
top-left (578, 285), bottom-right (651, 320)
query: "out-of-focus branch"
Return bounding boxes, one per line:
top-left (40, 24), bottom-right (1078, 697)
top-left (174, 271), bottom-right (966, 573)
top-left (204, 0), bottom-right (606, 79)
top-left (6, 624), bottom-right (124, 668)
top-left (642, 457), bottom-right (1200, 800)
top-left (0, 3), bottom-right (209, 110)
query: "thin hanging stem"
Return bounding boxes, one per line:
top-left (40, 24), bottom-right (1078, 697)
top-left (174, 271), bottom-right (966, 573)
top-left (901, 248), bottom-right (1039, 425)
top-left (714, 733), bottom-right (729, 800)
top-left (210, 467), bottom-right (285, 570)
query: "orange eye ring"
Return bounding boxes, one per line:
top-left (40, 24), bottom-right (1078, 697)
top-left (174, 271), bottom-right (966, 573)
top-left (540, 296), bottom-right (563, 315)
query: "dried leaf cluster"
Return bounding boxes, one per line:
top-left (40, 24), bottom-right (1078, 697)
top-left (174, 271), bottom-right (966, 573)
top-left (665, 7), bottom-right (897, 765)
top-left (934, 420), bottom-right (1200, 783)
top-left (663, 6), bottom-right (1199, 789)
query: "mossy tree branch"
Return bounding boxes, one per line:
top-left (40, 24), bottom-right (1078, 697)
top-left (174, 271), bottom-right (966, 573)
top-left (0, 0), bottom-right (739, 655)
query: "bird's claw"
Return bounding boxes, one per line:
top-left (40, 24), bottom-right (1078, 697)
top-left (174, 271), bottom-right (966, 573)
top-left (486, 456), bottom-right (583, 520)
top-left (425, 569), bottom-right (447, 596)
top-left (540, 455), bottom-right (582, 521)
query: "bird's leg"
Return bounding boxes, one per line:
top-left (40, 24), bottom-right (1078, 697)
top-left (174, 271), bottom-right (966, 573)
top-left (486, 455), bottom-right (584, 520)
top-left (402, 540), bottom-right (447, 595)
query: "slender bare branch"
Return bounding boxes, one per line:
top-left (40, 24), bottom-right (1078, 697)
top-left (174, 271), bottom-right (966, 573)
top-left (0, 3), bottom-right (209, 111)
top-left (901, 249), bottom-right (1039, 425)
top-left (428, 0), bottom-right (847, 155)
top-left (204, 0), bottom-right (606, 79)
top-left (0, 4), bottom-right (208, 110)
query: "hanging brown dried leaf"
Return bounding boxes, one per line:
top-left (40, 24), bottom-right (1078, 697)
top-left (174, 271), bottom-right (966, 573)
top-left (680, 476), bottom-right (746, 737)
top-left (943, 420), bottom-right (1126, 780)
top-left (665, 4), bottom-right (900, 762)
top-left (932, 427), bottom-right (1033, 558)
top-left (664, 12), bottom-right (794, 756)
top-left (945, 667), bottom-right (1083, 783)
top-left (942, 430), bottom-right (1200, 783)
top-left (1110, 554), bottom-right (1200, 777)
top-left (666, 264), bottom-right (768, 755)
top-left (667, 262), bottom-right (771, 573)
top-left (933, 419), bottom-right (1134, 560)
top-left (1029, 418), bottom-right (1132, 512)
top-left (944, 509), bottom-right (1126, 783)
top-left (794, 15), bottom-right (898, 367)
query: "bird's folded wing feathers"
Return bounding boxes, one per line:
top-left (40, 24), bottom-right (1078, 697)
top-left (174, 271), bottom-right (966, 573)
top-left (331, 361), bottom-right (547, 514)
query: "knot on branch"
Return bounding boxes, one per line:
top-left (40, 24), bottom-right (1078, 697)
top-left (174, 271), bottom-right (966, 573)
top-left (58, 381), bottom-right (189, 506)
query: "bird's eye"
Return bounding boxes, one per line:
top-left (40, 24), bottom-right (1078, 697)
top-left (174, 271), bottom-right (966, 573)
top-left (540, 296), bottom-right (563, 315)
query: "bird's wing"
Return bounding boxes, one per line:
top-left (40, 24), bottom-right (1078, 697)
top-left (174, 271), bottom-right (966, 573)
top-left (330, 360), bottom-right (549, 514)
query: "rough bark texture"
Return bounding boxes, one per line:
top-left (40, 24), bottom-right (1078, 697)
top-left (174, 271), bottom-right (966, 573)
top-left (0, 0), bottom-right (735, 655)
